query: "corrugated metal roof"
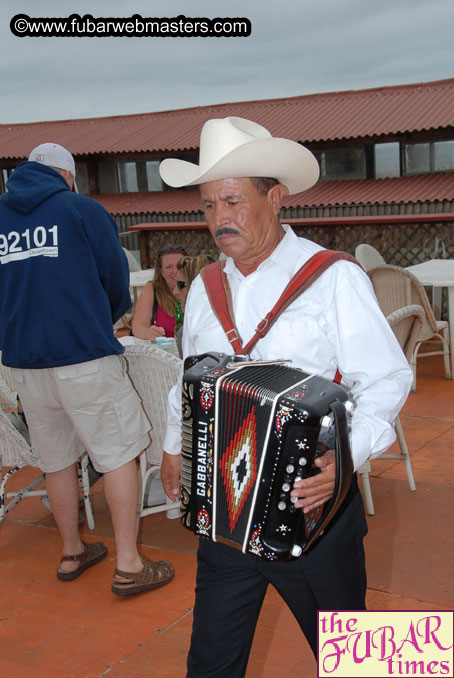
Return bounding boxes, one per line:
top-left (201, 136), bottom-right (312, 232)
top-left (93, 190), bottom-right (203, 215)
top-left (93, 173), bottom-right (454, 216)
top-left (1, 78), bottom-right (454, 159)
top-left (285, 173), bottom-right (454, 208)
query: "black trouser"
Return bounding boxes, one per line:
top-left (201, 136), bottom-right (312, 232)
top-left (187, 477), bottom-right (368, 678)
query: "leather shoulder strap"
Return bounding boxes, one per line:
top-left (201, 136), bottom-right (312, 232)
top-left (201, 251), bottom-right (361, 356)
top-left (200, 261), bottom-right (244, 353)
top-left (243, 250), bottom-right (360, 353)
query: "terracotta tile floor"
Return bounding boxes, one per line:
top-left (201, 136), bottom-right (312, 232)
top-left (0, 356), bottom-right (452, 678)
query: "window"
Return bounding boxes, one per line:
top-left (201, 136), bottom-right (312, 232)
top-left (404, 143), bottom-right (430, 175)
top-left (434, 140), bottom-right (454, 171)
top-left (117, 160), bottom-right (163, 192)
top-left (374, 142), bottom-right (400, 179)
top-left (403, 139), bottom-right (454, 175)
top-left (118, 162), bottom-right (138, 192)
top-left (145, 161), bottom-right (163, 191)
top-left (314, 147), bottom-right (366, 180)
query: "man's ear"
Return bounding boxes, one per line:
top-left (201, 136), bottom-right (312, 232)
top-left (60, 169), bottom-right (74, 189)
top-left (267, 183), bottom-right (288, 215)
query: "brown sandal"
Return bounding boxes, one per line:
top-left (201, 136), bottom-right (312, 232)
top-left (111, 556), bottom-right (174, 596)
top-left (57, 541), bottom-right (108, 581)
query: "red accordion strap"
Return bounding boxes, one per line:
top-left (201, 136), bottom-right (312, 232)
top-left (201, 260), bottom-right (244, 354)
top-left (200, 250), bottom-right (361, 370)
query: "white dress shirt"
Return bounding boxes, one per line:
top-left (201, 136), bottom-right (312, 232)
top-left (163, 225), bottom-right (413, 470)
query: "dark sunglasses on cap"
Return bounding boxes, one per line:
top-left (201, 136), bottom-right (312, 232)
top-left (176, 280), bottom-right (188, 290)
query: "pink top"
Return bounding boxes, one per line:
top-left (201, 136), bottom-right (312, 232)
top-left (155, 305), bottom-right (175, 337)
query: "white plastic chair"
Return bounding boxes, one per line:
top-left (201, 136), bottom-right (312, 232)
top-left (358, 304), bottom-right (423, 515)
top-left (122, 247), bottom-right (142, 272)
top-left (122, 343), bottom-right (182, 521)
top-left (114, 249), bottom-right (143, 336)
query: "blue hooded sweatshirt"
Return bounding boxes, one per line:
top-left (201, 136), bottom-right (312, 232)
top-left (0, 161), bottom-right (131, 368)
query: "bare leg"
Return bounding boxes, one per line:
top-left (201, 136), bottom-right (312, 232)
top-left (103, 459), bottom-right (143, 575)
top-left (45, 463), bottom-right (84, 574)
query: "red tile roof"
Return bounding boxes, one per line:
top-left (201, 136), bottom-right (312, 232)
top-left (1, 79), bottom-right (454, 160)
top-left (93, 173), bottom-right (454, 216)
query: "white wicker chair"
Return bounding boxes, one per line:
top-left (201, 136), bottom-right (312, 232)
top-left (368, 265), bottom-right (451, 388)
top-left (0, 360), bottom-right (17, 410)
top-left (0, 374), bottom-right (17, 411)
top-left (358, 304), bottom-right (423, 515)
top-left (0, 358), bottom-right (95, 528)
top-left (354, 243), bottom-right (386, 271)
top-left (122, 343), bottom-right (182, 520)
top-left (0, 406), bottom-right (46, 520)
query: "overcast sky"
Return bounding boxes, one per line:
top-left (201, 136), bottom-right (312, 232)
top-left (1, 0), bottom-right (453, 124)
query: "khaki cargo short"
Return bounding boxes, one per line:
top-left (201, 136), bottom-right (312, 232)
top-left (10, 354), bottom-right (151, 473)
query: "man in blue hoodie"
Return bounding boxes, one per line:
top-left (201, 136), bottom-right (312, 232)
top-left (0, 143), bottom-right (174, 595)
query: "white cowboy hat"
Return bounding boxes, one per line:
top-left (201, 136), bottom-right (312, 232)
top-left (159, 117), bottom-right (319, 195)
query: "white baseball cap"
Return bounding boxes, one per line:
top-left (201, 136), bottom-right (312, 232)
top-left (28, 142), bottom-right (78, 192)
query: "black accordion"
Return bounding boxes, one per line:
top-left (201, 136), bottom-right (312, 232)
top-left (180, 352), bottom-right (353, 561)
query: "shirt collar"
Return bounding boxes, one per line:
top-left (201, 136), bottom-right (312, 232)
top-left (222, 224), bottom-right (299, 279)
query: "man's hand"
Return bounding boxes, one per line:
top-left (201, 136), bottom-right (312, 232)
top-left (160, 451), bottom-right (181, 502)
top-left (290, 450), bottom-right (336, 513)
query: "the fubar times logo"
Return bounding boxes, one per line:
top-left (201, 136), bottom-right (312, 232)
top-left (318, 611), bottom-right (453, 677)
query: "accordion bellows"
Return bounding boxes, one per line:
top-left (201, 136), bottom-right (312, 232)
top-left (181, 352), bottom-right (353, 561)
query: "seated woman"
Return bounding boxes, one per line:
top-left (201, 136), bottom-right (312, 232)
top-left (173, 254), bottom-right (216, 356)
top-left (131, 245), bottom-right (187, 341)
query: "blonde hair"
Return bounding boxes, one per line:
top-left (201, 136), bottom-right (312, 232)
top-left (152, 245), bottom-right (187, 316)
top-left (177, 254), bottom-right (216, 287)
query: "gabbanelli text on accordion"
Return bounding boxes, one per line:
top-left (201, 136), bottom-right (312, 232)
top-left (180, 352), bottom-right (353, 561)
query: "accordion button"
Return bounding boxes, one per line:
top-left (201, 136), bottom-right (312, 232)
top-left (278, 501), bottom-right (287, 511)
top-left (298, 457), bottom-right (308, 466)
top-left (291, 545), bottom-right (302, 557)
top-left (290, 496), bottom-right (298, 504)
top-left (282, 483), bottom-right (291, 492)
top-left (345, 400), bottom-right (354, 413)
top-left (294, 475), bottom-right (302, 483)
top-left (286, 464), bottom-right (295, 473)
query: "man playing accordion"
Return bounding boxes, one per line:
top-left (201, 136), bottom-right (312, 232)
top-left (159, 117), bottom-right (413, 678)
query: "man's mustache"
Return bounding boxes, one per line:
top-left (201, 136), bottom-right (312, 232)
top-left (215, 227), bottom-right (240, 237)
